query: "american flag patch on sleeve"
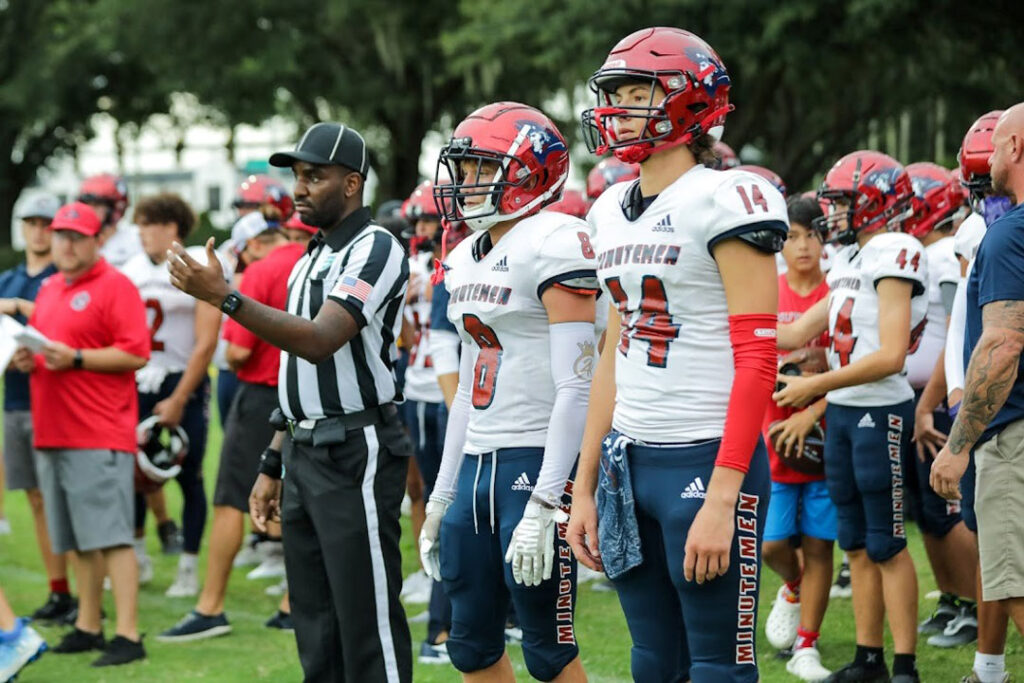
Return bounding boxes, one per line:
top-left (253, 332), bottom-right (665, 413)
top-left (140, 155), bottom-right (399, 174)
top-left (332, 275), bottom-right (374, 302)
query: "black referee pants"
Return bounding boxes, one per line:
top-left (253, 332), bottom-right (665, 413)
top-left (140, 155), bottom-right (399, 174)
top-left (281, 413), bottom-right (413, 683)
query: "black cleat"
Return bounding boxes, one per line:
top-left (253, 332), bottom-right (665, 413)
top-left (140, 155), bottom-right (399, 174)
top-left (92, 635), bottom-right (146, 667)
top-left (824, 660), bottom-right (890, 682)
top-left (30, 592), bottom-right (76, 623)
top-left (52, 627), bottom-right (105, 654)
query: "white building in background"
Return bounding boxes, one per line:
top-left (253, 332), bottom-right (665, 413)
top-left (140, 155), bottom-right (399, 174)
top-left (12, 108), bottom-right (374, 247)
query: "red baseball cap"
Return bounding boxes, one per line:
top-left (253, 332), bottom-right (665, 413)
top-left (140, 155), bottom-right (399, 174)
top-left (49, 201), bottom-right (102, 236)
top-left (285, 212), bottom-right (318, 235)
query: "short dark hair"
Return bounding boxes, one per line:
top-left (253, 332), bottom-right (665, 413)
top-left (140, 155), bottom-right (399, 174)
top-left (786, 195), bottom-right (823, 231)
top-left (134, 193), bottom-right (196, 240)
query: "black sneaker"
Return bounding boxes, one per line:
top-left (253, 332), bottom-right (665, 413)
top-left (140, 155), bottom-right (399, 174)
top-left (891, 675), bottom-right (921, 683)
top-left (92, 635), bottom-right (146, 667)
top-left (30, 592), bottom-right (76, 623)
top-left (824, 660), bottom-right (890, 682)
top-left (264, 610), bottom-right (294, 630)
top-left (156, 611), bottom-right (232, 642)
top-left (52, 627), bottom-right (105, 654)
top-left (830, 560), bottom-right (852, 598)
top-left (158, 520), bottom-right (183, 555)
top-left (60, 604), bottom-right (106, 627)
top-left (919, 593), bottom-right (958, 634)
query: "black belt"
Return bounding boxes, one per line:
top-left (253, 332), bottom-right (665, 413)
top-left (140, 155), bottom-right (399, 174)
top-left (286, 403), bottom-right (398, 447)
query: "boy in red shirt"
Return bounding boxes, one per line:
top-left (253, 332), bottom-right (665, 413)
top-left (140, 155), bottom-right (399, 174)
top-left (13, 202), bottom-right (150, 667)
top-left (761, 196), bottom-right (837, 681)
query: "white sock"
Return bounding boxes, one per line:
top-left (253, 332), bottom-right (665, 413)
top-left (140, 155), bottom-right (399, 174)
top-left (179, 553), bottom-right (198, 572)
top-left (133, 538), bottom-right (148, 559)
top-left (974, 652), bottom-right (1005, 683)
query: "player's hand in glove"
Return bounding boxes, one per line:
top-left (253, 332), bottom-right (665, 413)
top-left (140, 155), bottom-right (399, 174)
top-left (419, 497), bottom-right (450, 581)
top-left (505, 498), bottom-right (569, 587)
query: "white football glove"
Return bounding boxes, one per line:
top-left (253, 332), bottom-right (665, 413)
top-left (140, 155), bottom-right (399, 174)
top-left (505, 499), bottom-right (569, 587)
top-left (419, 497), bottom-right (450, 582)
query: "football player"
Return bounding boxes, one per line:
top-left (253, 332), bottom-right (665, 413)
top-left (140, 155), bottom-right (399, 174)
top-left (122, 193), bottom-right (222, 596)
top-left (418, 102), bottom-right (596, 682)
top-left (570, 27), bottom-right (787, 682)
top-left (585, 158), bottom-right (639, 207)
top-left (77, 174), bottom-right (141, 268)
top-left (900, 163), bottom-right (980, 648)
top-left (776, 151), bottom-right (927, 682)
top-left (761, 196), bottom-right (836, 682)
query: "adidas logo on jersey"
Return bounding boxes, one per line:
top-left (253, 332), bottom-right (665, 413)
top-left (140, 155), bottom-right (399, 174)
top-left (858, 413), bottom-right (876, 429)
top-left (680, 477), bottom-right (706, 500)
top-left (511, 472), bottom-right (534, 492)
top-left (492, 255), bottom-right (509, 272)
top-left (651, 215), bottom-right (675, 233)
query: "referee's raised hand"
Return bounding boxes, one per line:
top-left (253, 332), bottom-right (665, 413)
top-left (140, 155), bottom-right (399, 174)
top-left (167, 238), bottom-right (229, 306)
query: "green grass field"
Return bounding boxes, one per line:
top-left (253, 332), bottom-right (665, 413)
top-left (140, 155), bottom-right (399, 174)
top-left (1, 390), bottom-right (1021, 681)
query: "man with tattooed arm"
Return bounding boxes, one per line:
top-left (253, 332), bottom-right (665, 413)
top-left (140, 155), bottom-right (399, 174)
top-left (931, 103), bottom-right (1024, 637)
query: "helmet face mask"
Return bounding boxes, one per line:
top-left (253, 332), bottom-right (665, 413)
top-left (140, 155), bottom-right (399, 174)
top-left (434, 102), bottom-right (568, 233)
top-left (135, 415), bottom-right (188, 494)
top-left (581, 27), bottom-right (733, 165)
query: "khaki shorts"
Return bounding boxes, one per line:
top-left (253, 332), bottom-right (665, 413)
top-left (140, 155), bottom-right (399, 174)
top-left (34, 448), bottom-right (134, 554)
top-left (975, 417), bottom-right (1024, 601)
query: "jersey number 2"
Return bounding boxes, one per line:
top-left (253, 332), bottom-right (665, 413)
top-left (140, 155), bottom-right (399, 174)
top-left (462, 314), bottom-right (503, 409)
top-left (144, 299), bottom-right (165, 352)
top-left (604, 275), bottom-right (680, 368)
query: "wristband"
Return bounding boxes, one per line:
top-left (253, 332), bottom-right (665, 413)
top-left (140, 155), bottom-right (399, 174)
top-left (73, 349), bottom-right (84, 369)
top-left (258, 448), bottom-right (283, 479)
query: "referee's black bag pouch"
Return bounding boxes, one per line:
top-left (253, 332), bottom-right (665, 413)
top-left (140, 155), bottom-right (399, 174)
top-left (309, 418), bottom-right (349, 447)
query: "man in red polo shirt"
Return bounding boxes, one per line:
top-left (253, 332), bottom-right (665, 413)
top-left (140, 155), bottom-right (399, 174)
top-left (11, 202), bottom-right (149, 667)
top-left (159, 211), bottom-right (305, 642)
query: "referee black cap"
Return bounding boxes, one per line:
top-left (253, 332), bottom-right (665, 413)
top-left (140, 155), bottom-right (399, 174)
top-left (269, 122), bottom-right (369, 178)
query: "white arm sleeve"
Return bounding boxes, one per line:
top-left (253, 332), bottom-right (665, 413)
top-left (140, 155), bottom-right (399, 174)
top-left (430, 329), bottom-right (462, 377)
top-left (945, 272), bottom-right (970, 398)
top-left (532, 322), bottom-right (596, 507)
top-left (430, 347), bottom-right (473, 503)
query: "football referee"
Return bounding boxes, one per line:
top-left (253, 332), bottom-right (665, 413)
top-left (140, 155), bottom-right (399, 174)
top-left (168, 122), bottom-right (413, 683)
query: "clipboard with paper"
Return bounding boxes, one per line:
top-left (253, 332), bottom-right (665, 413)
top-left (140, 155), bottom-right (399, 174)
top-left (1, 315), bottom-right (50, 354)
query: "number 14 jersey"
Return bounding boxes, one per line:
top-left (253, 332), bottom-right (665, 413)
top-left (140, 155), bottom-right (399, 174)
top-left (825, 232), bottom-right (929, 407)
top-left (444, 210), bottom-right (600, 454)
top-left (588, 165), bottom-right (788, 443)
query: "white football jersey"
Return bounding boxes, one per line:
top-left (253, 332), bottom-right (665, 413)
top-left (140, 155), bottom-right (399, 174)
top-left (103, 225), bottom-right (143, 268)
top-left (445, 210), bottom-right (599, 453)
top-left (954, 212), bottom-right (986, 262)
top-left (825, 232), bottom-right (929, 406)
top-left (588, 165), bottom-right (788, 442)
top-left (403, 252), bottom-right (444, 404)
top-left (906, 237), bottom-right (959, 387)
top-left (122, 246), bottom-right (221, 373)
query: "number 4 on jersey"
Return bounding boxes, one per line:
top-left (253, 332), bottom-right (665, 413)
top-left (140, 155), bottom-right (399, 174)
top-left (604, 275), bottom-right (680, 368)
top-left (895, 248), bottom-right (921, 272)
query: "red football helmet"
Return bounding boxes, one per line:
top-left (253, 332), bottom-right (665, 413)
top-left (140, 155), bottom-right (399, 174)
top-left (284, 211), bottom-right (318, 235)
top-left (949, 168), bottom-right (969, 208)
top-left (581, 27), bottom-right (733, 164)
top-left (434, 102), bottom-right (569, 232)
top-left (733, 164), bottom-right (787, 197)
top-left (958, 110), bottom-right (1003, 199)
top-left (903, 162), bottom-right (962, 238)
top-left (547, 189), bottom-right (588, 218)
top-left (134, 416), bottom-right (188, 495)
top-left (586, 158), bottom-right (640, 199)
top-left (233, 174), bottom-right (294, 220)
top-left (712, 141), bottom-right (740, 169)
top-left (78, 174), bottom-right (128, 225)
top-left (405, 180), bottom-right (443, 222)
top-left (815, 151), bottom-right (913, 245)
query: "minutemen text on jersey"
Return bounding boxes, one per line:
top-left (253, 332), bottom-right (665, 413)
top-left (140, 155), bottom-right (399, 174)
top-left (825, 232), bottom-right (929, 407)
top-left (588, 165), bottom-right (789, 443)
top-left (444, 210), bottom-right (599, 453)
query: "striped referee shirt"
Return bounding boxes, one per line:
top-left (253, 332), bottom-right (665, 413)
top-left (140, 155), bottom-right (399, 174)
top-left (278, 207), bottom-right (409, 420)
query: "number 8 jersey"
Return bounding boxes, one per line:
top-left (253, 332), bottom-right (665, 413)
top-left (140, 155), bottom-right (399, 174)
top-left (825, 232), bottom-right (929, 406)
top-left (588, 165), bottom-right (788, 442)
top-left (444, 211), bottom-right (600, 453)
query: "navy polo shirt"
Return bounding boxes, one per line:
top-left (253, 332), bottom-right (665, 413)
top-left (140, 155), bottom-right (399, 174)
top-left (0, 262), bottom-right (57, 411)
top-left (965, 201), bottom-right (1024, 444)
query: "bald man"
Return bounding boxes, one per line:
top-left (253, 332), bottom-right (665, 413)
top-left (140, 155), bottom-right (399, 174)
top-left (931, 103), bottom-right (1024, 639)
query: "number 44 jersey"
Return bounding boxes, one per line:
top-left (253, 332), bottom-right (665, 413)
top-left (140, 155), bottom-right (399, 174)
top-left (444, 210), bottom-right (600, 454)
top-left (588, 165), bottom-right (789, 443)
top-left (825, 232), bottom-right (929, 407)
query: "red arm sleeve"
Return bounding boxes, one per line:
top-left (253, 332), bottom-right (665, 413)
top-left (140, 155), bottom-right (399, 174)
top-left (716, 314), bottom-right (779, 472)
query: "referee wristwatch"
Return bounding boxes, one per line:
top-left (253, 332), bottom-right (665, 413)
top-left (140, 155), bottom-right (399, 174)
top-left (220, 290), bottom-right (243, 315)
